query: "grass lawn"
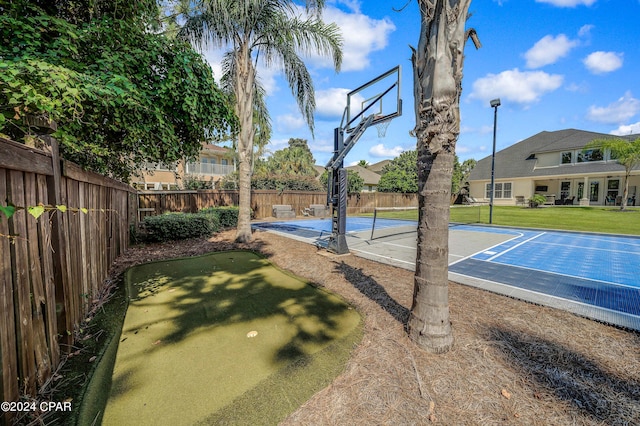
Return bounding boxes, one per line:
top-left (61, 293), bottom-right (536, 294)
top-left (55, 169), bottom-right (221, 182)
top-left (363, 205), bottom-right (640, 235)
top-left (78, 250), bottom-right (362, 426)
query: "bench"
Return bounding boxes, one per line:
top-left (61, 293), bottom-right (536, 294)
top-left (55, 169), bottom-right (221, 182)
top-left (272, 204), bottom-right (295, 219)
top-left (309, 204), bottom-right (328, 217)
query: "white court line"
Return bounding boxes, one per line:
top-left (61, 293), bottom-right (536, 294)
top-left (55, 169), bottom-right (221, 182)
top-left (525, 239), bottom-right (640, 255)
top-left (350, 248), bottom-right (415, 266)
top-left (487, 232), bottom-right (546, 262)
top-left (448, 232), bottom-right (524, 266)
top-left (371, 240), bottom-right (415, 249)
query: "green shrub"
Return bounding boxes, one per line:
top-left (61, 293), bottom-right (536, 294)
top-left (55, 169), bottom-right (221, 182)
top-left (199, 206), bottom-right (240, 228)
top-left (143, 212), bottom-right (220, 242)
top-left (528, 194), bottom-right (547, 208)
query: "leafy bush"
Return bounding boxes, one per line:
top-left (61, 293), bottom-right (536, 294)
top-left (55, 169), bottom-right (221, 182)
top-left (182, 176), bottom-right (214, 190)
top-left (528, 194), bottom-right (547, 208)
top-left (377, 150), bottom-right (418, 193)
top-left (143, 212), bottom-right (220, 242)
top-left (319, 170), bottom-right (364, 194)
top-left (220, 172), bottom-right (323, 191)
top-left (198, 206), bottom-right (239, 228)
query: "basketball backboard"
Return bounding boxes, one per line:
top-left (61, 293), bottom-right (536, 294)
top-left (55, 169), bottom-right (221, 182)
top-left (344, 65), bottom-right (402, 133)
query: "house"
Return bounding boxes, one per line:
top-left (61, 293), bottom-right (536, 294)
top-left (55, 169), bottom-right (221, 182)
top-left (315, 159), bottom-right (388, 192)
top-left (345, 165), bottom-right (382, 192)
top-left (467, 129), bottom-right (640, 206)
top-left (133, 143), bottom-right (235, 190)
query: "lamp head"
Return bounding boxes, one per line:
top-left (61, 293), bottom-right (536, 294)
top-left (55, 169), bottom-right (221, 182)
top-left (490, 98), bottom-right (501, 108)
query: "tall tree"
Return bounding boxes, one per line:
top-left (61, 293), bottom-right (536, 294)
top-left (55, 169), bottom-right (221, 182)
top-left (0, 0), bottom-right (236, 181)
top-left (178, 0), bottom-right (342, 242)
top-left (451, 155), bottom-right (476, 200)
top-left (584, 136), bottom-right (640, 211)
top-left (409, 0), bottom-right (480, 353)
top-left (265, 138), bottom-right (317, 176)
top-left (377, 150), bottom-right (418, 193)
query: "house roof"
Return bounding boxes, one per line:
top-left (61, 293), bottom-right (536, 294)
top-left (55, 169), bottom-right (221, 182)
top-left (200, 143), bottom-right (232, 154)
top-left (368, 159), bottom-right (391, 174)
top-left (468, 129), bottom-right (639, 181)
top-left (346, 165), bottom-right (381, 185)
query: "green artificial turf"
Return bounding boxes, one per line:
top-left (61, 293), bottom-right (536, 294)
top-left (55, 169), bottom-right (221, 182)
top-left (80, 250), bottom-right (362, 425)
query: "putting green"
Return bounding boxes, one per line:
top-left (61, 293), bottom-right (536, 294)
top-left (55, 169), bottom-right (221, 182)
top-left (81, 251), bottom-right (361, 425)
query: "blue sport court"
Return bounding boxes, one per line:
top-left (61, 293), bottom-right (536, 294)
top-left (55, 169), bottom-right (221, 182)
top-left (253, 218), bottom-right (640, 331)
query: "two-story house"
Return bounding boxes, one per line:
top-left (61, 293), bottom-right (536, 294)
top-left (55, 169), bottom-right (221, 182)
top-left (468, 129), bottom-right (639, 206)
top-left (133, 143), bottom-right (235, 190)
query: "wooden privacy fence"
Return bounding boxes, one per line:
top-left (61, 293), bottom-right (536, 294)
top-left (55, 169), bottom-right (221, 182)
top-left (0, 136), bottom-right (135, 418)
top-left (137, 190), bottom-right (419, 219)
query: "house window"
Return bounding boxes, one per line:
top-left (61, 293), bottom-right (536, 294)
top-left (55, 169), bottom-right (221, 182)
top-left (485, 182), bottom-right (512, 199)
top-left (578, 149), bottom-right (603, 163)
top-left (146, 162), bottom-right (177, 171)
top-left (589, 181), bottom-right (599, 202)
top-left (221, 159), bottom-right (228, 166)
top-left (561, 152), bottom-right (572, 164)
top-left (607, 179), bottom-right (620, 202)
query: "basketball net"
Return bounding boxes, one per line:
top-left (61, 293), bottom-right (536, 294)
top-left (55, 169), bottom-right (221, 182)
top-left (375, 119), bottom-right (390, 138)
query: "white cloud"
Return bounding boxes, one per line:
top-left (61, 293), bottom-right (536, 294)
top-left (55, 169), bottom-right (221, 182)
top-left (524, 34), bottom-right (578, 68)
top-left (315, 88), bottom-right (350, 119)
top-left (587, 92), bottom-right (640, 124)
top-left (276, 113), bottom-right (306, 132)
top-left (334, 0), bottom-right (361, 13)
top-left (469, 68), bottom-right (564, 105)
top-left (308, 6), bottom-right (396, 71)
top-left (535, 0), bottom-right (597, 7)
top-left (578, 24), bottom-right (594, 37)
top-left (369, 143), bottom-right (404, 158)
top-left (314, 88), bottom-right (367, 120)
top-left (583, 51), bottom-right (623, 74)
top-left (611, 122), bottom-right (640, 136)
top-left (202, 50), bottom-right (225, 82)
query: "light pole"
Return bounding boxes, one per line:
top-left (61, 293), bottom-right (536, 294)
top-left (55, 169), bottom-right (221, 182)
top-left (489, 98), bottom-right (501, 224)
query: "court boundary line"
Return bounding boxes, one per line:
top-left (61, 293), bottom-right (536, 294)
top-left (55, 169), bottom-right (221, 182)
top-left (450, 272), bottom-right (640, 331)
top-left (448, 233), bottom-right (523, 266)
top-left (487, 232), bottom-right (546, 262)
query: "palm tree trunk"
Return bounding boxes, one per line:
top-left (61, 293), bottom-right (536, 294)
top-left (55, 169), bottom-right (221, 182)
top-left (235, 45), bottom-right (257, 243)
top-left (408, 0), bottom-right (472, 354)
top-left (409, 147), bottom-right (455, 352)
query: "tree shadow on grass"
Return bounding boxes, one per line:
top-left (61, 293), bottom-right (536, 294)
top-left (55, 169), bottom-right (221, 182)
top-left (106, 250), bottom-right (360, 413)
top-left (488, 325), bottom-right (640, 424)
top-left (334, 261), bottom-right (410, 326)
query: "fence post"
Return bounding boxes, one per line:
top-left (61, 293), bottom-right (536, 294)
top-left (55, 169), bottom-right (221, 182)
top-left (34, 121), bottom-right (73, 349)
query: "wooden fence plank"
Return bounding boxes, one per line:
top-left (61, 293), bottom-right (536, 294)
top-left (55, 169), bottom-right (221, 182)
top-left (8, 170), bottom-right (37, 395)
top-left (23, 173), bottom-right (52, 387)
top-left (1, 136), bottom-right (133, 405)
top-left (0, 137), bottom-right (53, 175)
top-left (36, 174), bottom-right (59, 369)
top-left (0, 169), bottom-right (19, 410)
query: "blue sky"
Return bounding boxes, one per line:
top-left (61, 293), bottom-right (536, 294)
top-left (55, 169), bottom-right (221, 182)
top-left (203, 0), bottom-right (640, 166)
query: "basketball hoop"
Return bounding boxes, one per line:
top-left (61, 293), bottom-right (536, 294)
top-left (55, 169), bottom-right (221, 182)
top-left (375, 119), bottom-right (390, 138)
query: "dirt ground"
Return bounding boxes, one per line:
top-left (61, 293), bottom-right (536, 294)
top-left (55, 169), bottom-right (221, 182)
top-left (51, 228), bottom-right (640, 425)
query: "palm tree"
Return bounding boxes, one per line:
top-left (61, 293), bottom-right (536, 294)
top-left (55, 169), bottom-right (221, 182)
top-left (408, 0), bottom-right (479, 353)
top-left (179, 0), bottom-right (342, 242)
top-left (584, 136), bottom-right (640, 211)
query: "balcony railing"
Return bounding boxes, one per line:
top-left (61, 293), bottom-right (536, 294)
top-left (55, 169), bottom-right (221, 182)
top-left (186, 162), bottom-right (234, 176)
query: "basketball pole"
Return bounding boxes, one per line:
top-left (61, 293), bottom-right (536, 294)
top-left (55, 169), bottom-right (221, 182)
top-left (327, 128), bottom-right (349, 254)
top-left (325, 66), bottom-right (402, 255)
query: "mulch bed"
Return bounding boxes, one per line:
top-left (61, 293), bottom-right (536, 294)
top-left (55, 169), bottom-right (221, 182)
top-left (45, 228), bottom-right (640, 425)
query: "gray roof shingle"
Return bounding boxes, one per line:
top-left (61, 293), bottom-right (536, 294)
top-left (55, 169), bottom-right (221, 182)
top-left (468, 129), bottom-right (638, 181)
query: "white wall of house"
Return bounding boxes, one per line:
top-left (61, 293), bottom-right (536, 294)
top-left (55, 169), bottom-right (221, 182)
top-left (469, 175), bottom-right (640, 206)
